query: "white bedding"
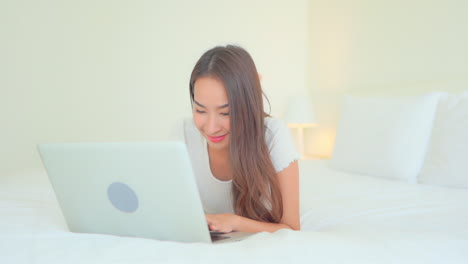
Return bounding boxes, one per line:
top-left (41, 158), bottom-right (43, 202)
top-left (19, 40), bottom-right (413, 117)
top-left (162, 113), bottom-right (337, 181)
top-left (299, 161), bottom-right (468, 239)
top-left (1, 160), bottom-right (468, 263)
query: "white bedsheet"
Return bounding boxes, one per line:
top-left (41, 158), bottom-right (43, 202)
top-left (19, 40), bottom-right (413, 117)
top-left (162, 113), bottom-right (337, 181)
top-left (299, 161), bottom-right (468, 239)
top-left (1, 160), bottom-right (468, 263)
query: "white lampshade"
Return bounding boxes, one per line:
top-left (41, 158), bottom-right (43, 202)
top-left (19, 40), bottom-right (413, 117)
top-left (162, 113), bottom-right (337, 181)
top-left (285, 96), bottom-right (317, 127)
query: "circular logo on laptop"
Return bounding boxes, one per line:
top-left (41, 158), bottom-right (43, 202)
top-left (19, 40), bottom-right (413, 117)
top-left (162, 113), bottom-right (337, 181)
top-left (107, 182), bottom-right (139, 213)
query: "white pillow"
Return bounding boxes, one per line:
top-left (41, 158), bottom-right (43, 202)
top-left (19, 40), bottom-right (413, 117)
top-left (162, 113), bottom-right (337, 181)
top-left (330, 93), bottom-right (441, 183)
top-left (419, 92), bottom-right (468, 188)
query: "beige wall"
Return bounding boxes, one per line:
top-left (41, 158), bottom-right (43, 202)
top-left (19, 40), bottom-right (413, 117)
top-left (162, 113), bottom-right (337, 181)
top-left (0, 0), bottom-right (310, 174)
top-left (306, 0), bottom-right (468, 157)
top-left (3, 0), bottom-right (467, 173)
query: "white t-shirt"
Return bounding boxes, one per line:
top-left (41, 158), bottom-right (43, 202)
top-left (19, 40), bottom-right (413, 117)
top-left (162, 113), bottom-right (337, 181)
top-left (171, 117), bottom-right (300, 214)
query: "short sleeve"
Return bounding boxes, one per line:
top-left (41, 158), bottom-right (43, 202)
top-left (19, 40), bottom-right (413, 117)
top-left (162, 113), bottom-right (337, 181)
top-left (265, 118), bottom-right (301, 173)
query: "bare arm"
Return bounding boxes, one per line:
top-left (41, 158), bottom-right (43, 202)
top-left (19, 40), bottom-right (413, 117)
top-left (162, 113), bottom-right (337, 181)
top-left (206, 160), bottom-right (300, 233)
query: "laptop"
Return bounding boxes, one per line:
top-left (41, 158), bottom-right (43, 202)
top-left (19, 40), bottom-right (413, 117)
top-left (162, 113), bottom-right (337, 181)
top-left (37, 141), bottom-right (253, 243)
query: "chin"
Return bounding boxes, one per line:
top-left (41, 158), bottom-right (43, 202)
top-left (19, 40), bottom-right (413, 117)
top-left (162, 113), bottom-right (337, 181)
top-left (207, 140), bottom-right (229, 151)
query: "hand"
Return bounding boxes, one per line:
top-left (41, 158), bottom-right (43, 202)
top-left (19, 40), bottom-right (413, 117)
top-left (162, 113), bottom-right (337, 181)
top-left (205, 213), bottom-right (239, 233)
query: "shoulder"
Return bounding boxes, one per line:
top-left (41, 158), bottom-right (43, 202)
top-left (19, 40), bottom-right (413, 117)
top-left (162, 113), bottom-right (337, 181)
top-left (264, 117), bottom-right (291, 143)
top-left (264, 117), bottom-right (300, 173)
top-left (178, 117), bottom-right (199, 133)
top-left (181, 117), bottom-right (196, 131)
top-left (169, 117), bottom-right (200, 141)
top-left (265, 117), bottom-right (288, 132)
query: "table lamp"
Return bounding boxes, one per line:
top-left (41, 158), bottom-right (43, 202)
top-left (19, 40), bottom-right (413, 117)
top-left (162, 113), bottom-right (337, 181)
top-left (285, 96), bottom-right (318, 159)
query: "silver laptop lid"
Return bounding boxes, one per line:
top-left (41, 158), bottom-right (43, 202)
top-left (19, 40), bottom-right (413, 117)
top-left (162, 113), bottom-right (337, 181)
top-left (38, 141), bottom-right (211, 243)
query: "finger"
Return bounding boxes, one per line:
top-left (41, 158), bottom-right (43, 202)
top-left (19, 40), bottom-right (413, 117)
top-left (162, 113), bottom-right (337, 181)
top-left (205, 215), bottom-right (213, 224)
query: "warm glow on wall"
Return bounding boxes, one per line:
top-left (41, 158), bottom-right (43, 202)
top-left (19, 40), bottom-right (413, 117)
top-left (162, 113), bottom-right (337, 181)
top-left (305, 126), bottom-right (336, 159)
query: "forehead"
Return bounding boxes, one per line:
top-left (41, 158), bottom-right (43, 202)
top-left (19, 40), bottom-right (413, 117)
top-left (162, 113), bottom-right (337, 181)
top-left (193, 77), bottom-right (228, 103)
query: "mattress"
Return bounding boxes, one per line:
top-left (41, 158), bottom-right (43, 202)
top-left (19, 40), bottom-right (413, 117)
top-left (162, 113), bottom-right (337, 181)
top-left (1, 160), bottom-right (467, 263)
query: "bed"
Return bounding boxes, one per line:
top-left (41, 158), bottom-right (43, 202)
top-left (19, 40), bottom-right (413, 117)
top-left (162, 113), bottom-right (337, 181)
top-left (2, 92), bottom-right (468, 263)
top-left (1, 159), bottom-right (467, 263)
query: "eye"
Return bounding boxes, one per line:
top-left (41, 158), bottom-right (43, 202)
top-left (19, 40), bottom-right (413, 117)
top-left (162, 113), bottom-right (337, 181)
top-left (220, 113), bottom-right (229, 116)
top-left (196, 109), bottom-right (206, 114)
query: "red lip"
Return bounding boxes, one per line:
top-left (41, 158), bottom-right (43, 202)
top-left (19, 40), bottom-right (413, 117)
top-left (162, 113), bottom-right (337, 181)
top-left (207, 134), bottom-right (227, 143)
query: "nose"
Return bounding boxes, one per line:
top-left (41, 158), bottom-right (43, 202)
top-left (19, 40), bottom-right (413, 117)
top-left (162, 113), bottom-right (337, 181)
top-left (205, 114), bottom-right (221, 135)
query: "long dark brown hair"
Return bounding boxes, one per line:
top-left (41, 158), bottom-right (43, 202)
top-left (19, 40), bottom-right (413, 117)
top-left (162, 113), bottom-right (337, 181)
top-left (189, 45), bottom-right (283, 223)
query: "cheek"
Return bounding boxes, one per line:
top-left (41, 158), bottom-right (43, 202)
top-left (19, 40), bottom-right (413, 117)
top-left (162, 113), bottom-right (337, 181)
top-left (223, 118), bottom-right (230, 131)
top-left (192, 113), bottom-right (204, 130)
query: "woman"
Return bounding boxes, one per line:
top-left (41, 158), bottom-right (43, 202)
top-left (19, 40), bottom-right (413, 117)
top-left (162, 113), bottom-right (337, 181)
top-left (177, 45), bottom-right (300, 233)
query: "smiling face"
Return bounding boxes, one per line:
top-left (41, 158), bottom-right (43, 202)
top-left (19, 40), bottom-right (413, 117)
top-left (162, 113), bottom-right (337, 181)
top-left (192, 76), bottom-right (231, 151)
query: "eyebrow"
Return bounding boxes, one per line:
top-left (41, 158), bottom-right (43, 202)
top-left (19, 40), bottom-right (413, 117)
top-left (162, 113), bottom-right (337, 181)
top-left (193, 100), bottom-right (229, 109)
